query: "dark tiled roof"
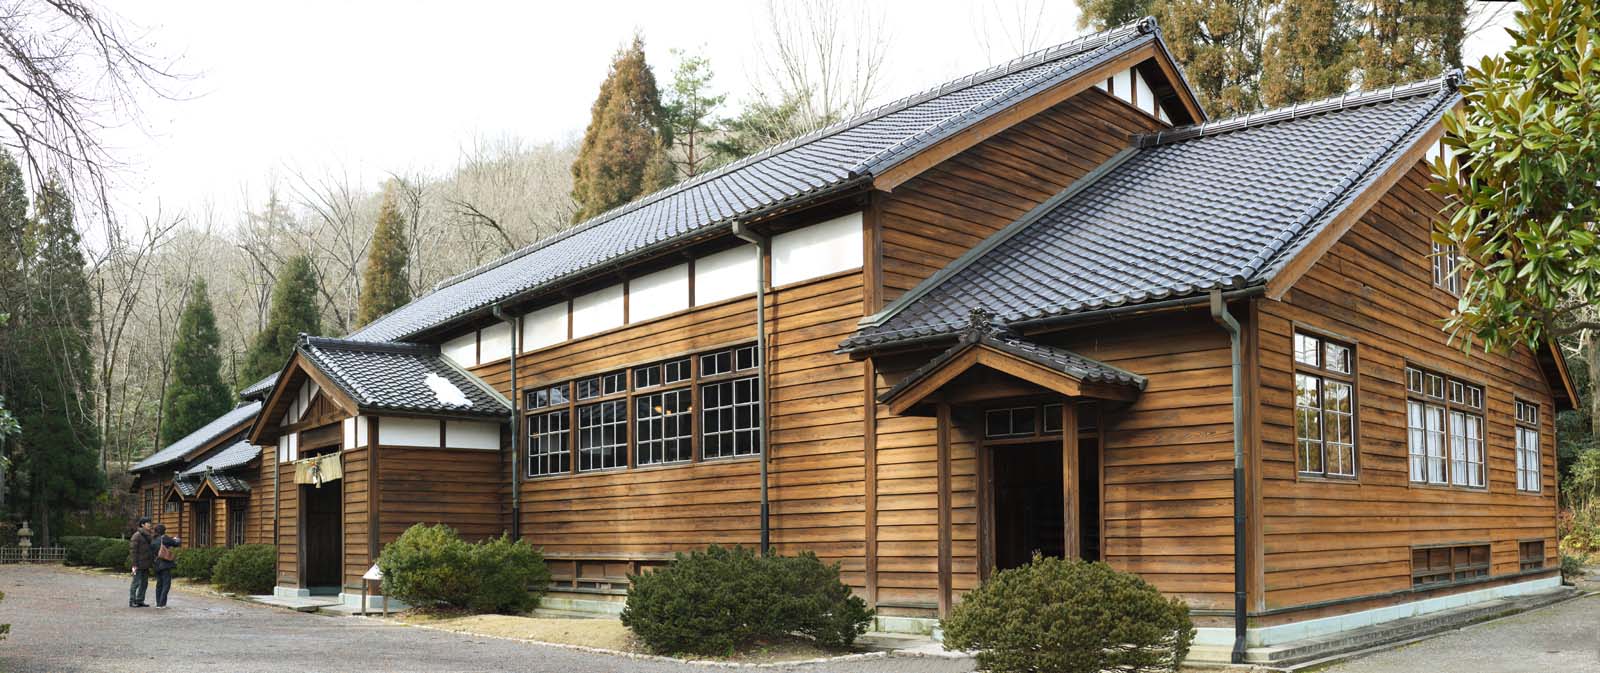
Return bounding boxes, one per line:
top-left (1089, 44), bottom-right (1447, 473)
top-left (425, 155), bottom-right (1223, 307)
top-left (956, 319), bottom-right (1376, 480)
top-left (203, 473), bottom-right (250, 494)
top-left (239, 372), bottom-right (279, 400)
top-left (172, 478), bottom-right (199, 498)
top-left (299, 336), bottom-right (511, 418)
top-left (179, 441), bottom-right (258, 478)
top-left (347, 19), bottom-right (1167, 344)
top-left (131, 402), bottom-right (262, 473)
top-left (880, 311), bottom-right (1144, 404)
top-left (843, 75), bottom-right (1461, 351)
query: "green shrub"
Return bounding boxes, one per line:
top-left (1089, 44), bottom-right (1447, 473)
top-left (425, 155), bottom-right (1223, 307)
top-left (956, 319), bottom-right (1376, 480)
top-left (62, 536), bottom-right (119, 566)
top-left (942, 555), bottom-right (1193, 673)
top-left (174, 546), bottom-right (228, 581)
top-left (378, 524), bottom-right (548, 614)
top-left (1561, 553), bottom-right (1586, 584)
top-left (94, 538), bottom-right (130, 569)
top-left (212, 544), bottom-right (275, 594)
top-left (621, 545), bottom-right (873, 656)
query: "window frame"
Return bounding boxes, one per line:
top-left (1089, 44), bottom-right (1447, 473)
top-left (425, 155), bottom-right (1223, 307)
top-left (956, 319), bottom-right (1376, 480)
top-left (1410, 543), bottom-right (1490, 588)
top-left (1515, 398), bottom-right (1542, 493)
top-left (1405, 365), bottom-right (1487, 490)
top-left (1518, 539), bottom-right (1546, 571)
top-left (1291, 328), bottom-right (1360, 480)
top-left (1431, 241), bottom-right (1463, 296)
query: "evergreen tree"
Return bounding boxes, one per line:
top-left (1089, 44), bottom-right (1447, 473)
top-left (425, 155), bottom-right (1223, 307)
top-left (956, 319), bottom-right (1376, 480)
top-left (12, 178), bottom-right (102, 543)
top-left (159, 278), bottom-right (232, 447)
top-left (239, 255), bottom-right (322, 386)
top-left (1154, 0), bottom-right (1269, 116)
top-left (662, 49), bottom-right (726, 179)
top-left (1259, 0), bottom-right (1355, 107)
top-left (709, 93), bottom-right (817, 166)
top-left (357, 187), bottom-right (410, 327)
top-left (1353, 0), bottom-right (1467, 89)
top-left (570, 34), bottom-right (675, 223)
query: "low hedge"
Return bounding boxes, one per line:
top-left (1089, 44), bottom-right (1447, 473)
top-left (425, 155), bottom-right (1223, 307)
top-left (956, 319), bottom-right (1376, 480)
top-left (621, 545), bottom-right (873, 656)
top-left (62, 536), bottom-right (121, 566)
top-left (173, 546), bottom-right (228, 581)
top-left (212, 544), bottom-right (275, 594)
top-left (94, 538), bottom-right (130, 569)
top-left (378, 523), bottom-right (550, 614)
top-left (941, 555), bottom-right (1194, 673)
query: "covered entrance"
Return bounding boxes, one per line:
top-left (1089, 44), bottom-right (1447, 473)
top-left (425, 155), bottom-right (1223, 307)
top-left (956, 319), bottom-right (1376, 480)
top-left (981, 404), bottom-right (1104, 573)
top-left (301, 481), bottom-right (341, 592)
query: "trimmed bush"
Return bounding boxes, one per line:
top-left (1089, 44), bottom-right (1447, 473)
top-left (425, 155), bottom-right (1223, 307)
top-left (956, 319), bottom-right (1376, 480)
top-left (1561, 553), bottom-right (1586, 584)
top-left (621, 545), bottom-right (873, 656)
top-left (941, 555), bottom-right (1194, 673)
top-left (378, 524), bottom-right (548, 614)
top-left (174, 546), bottom-right (228, 581)
top-left (62, 536), bottom-right (120, 566)
top-left (212, 544), bottom-right (275, 594)
top-left (93, 538), bottom-right (130, 569)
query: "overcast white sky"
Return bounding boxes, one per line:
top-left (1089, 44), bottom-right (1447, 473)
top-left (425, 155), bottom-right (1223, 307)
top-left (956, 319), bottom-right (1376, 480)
top-left (100, 1), bottom-right (1518, 228)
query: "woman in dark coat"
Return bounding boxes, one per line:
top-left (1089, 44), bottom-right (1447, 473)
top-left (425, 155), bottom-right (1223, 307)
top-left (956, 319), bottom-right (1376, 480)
top-left (152, 524), bottom-right (181, 609)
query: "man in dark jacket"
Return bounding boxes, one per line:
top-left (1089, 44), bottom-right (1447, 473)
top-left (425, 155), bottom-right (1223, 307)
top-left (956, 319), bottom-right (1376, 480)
top-left (128, 517), bottom-right (155, 608)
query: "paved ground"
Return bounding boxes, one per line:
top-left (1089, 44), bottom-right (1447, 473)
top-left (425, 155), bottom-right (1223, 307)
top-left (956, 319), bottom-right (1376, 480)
top-left (0, 565), bottom-right (974, 673)
top-left (1319, 592), bottom-right (1600, 673)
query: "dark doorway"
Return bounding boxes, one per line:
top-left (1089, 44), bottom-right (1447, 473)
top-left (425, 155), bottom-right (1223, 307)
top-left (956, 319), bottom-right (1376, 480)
top-left (190, 501), bottom-right (212, 547)
top-left (301, 483), bottom-right (341, 593)
top-left (1077, 434), bottom-right (1101, 562)
top-left (993, 442), bottom-right (1064, 570)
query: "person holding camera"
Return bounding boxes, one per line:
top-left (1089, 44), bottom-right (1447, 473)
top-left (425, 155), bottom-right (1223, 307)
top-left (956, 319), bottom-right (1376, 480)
top-left (152, 524), bottom-right (181, 609)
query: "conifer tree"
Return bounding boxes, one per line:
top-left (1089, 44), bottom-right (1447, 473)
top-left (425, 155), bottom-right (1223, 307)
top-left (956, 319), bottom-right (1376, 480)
top-left (662, 49), bottom-right (726, 179)
top-left (1260, 0), bottom-right (1355, 107)
top-left (239, 255), bottom-right (322, 387)
top-left (159, 278), bottom-right (233, 447)
top-left (357, 187), bottom-right (410, 327)
top-left (570, 34), bottom-right (674, 223)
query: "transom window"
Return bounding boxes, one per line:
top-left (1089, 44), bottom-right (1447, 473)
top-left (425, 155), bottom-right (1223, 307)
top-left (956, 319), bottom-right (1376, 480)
top-left (1516, 399), bottom-right (1541, 492)
top-left (1432, 241), bottom-right (1462, 295)
top-left (524, 344), bottom-right (761, 477)
top-left (983, 402), bottom-right (1095, 440)
top-left (1406, 366), bottom-right (1484, 488)
top-left (1293, 331), bottom-right (1357, 478)
top-left (1411, 543), bottom-right (1488, 587)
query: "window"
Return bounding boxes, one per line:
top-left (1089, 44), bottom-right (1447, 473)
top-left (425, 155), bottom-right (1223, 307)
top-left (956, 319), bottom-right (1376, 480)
top-left (702, 374), bottom-right (761, 459)
top-left (1432, 241), bottom-right (1462, 295)
top-left (163, 500), bottom-right (179, 514)
top-left (525, 384), bottom-right (568, 410)
top-left (636, 387), bottom-right (692, 465)
top-left (142, 489), bottom-right (154, 519)
top-left (1293, 332), bottom-right (1357, 478)
top-left (1411, 544), bottom-right (1489, 587)
top-left (700, 344), bottom-right (757, 378)
top-left (576, 372), bottom-right (625, 400)
top-left (577, 400), bottom-right (628, 470)
top-left (1520, 540), bottom-right (1546, 571)
top-left (192, 502), bottom-right (212, 548)
top-left (985, 407), bottom-right (1037, 438)
top-left (1516, 399), bottom-right (1541, 492)
top-left (1406, 366), bottom-right (1484, 488)
top-left (527, 409), bottom-right (571, 476)
top-left (228, 504), bottom-right (247, 547)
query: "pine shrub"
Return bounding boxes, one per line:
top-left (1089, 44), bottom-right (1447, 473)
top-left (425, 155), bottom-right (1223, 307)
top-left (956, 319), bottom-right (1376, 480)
top-left (941, 555), bottom-right (1194, 673)
top-left (93, 538), bottom-right (130, 569)
top-left (212, 544), bottom-right (275, 594)
top-left (62, 536), bottom-right (118, 566)
top-left (173, 546), bottom-right (228, 581)
top-left (621, 545), bottom-right (873, 656)
top-left (378, 524), bottom-right (548, 614)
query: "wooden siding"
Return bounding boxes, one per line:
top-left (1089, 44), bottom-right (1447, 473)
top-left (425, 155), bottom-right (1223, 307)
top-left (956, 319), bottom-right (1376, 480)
top-left (877, 88), bottom-right (1163, 301)
top-left (275, 461), bottom-right (298, 586)
top-left (377, 446), bottom-right (504, 544)
top-left (248, 449), bottom-right (276, 545)
top-left (343, 445), bottom-right (370, 590)
top-left (1257, 162), bottom-right (1560, 611)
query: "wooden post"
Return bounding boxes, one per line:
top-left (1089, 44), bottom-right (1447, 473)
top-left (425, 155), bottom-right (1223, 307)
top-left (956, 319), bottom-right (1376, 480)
top-left (936, 403), bottom-right (952, 617)
top-left (1062, 402), bottom-right (1080, 560)
top-left (863, 359), bottom-right (878, 607)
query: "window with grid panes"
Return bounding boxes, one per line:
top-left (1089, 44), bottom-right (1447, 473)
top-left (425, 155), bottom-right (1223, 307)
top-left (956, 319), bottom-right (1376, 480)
top-left (527, 408), bottom-right (571, 476)
top-left (577, 399), bottom-right (627, 470)
top-left (1516, 399), bottom-right (1541, 492)
top-left (636, 387), bottom-right (692, 465)
top-left (1293, 332), bottom-right (1357, 477)
top-left (1406, 367), bottom-right (1484, 488)
top-left (1432, 241), bottom-right (1462, 295)
top-left (701, 346), bottom-right (761, 459)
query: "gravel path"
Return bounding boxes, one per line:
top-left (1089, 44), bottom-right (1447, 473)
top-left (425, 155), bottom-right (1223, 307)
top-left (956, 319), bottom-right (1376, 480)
top-left (0, 565), bottom-right (973, 673)
top-left (1321, 592), bottom-right (1600, 673)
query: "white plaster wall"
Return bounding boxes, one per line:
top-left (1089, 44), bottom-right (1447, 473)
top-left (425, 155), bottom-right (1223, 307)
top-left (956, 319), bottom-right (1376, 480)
top-left (522, 303), bottom-right (567, 352)
top-left (628, 264), bottom-right (689, 323)
top-left (694, 244), bottom-right (757, 305)
top-left (442, 332), bottom-right (478, 368)
top-left (572, 284), bottom-right (625, 337)
top-left (1113, 68), bottom-right (1133, 102)
top-left (480, 322), bottom-right (513, 362)
top-left (355, 415), bottom-right (368, 447)
top-left (1134, 68), bottom-right (1156, 116)
top-left (378, 416), bottom-right (439, 448)
top-left (445, 420), bottom-right (501, 450)
top-left (342, 417), bottom-right (357, 449)
top-left (772, 212), bottom-right (863, 286)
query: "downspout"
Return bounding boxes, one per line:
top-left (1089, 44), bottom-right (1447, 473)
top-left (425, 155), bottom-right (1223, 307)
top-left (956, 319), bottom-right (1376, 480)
top-left (1209, 289), bottom-right (1247, 664)
top-left (491, 304), bottom-right (522, 540)
top-left (731, 220), bottom-right (771, 554)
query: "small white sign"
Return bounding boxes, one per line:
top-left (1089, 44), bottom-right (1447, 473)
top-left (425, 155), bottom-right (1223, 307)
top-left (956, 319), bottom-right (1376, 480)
top-left (363, 564), bottom-right (383, 581)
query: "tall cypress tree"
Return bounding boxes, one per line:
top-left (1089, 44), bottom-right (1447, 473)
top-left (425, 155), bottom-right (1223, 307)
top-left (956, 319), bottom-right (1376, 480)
top-left (13, 178), bottom-right (102, 543)
top-left (239, 255), bottom-right (322, 387)
top-left (570, 34), bottom-right (674, 223)
top-left (0, 152), bottom-right (26, 517)
top-left (1259, 0), bottom-right (1355, 107)
top-left (159, 278), bottom-right (232, 447)
top-left (356, 187), bottom-right (410, 328)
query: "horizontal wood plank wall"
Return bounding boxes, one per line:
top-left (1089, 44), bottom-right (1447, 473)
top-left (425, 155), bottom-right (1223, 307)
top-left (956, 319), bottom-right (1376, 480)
top-left (276, 461), bottom-right (298, 586)
top-left (469, 271), bottom-right (870, 590)
top-left (343, 445), bottom-right (370, 590)
top-left (247, 451), bottom-right (275, 545)
top-left (877, 88), bottom-right (1163, 301)
top-left (215, 499), bottom-right (229, 547)
top-left (1258, 162), bottom-right (1559, 612)
top-left (377, 447), bottom-right (503, 544)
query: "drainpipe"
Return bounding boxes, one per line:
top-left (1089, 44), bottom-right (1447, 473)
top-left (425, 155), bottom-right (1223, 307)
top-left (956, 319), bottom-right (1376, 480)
top-left (1209, 289), bottom-right (1247, 664)
top-left (491, 304), bottom-right (522, 540)
top-left (730, 220), bottom-right (771, 554)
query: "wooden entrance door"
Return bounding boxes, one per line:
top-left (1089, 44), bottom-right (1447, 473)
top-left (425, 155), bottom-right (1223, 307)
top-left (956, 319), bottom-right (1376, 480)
top-left (301, 483), bottom-right (341, 590)
top-left (991, 442), bottom-right (1065, 570)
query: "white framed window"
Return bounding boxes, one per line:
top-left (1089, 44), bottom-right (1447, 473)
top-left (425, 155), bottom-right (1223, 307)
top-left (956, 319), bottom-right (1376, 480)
top-left (1293, 331), bottom-right (1357, 478)
top-left (1516, 399), bottom-right (1541, 493)
top-left (1406, 366), bottom-right (1484, 488)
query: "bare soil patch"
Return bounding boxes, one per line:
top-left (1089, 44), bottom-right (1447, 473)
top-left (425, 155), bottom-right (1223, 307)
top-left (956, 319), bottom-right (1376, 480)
top-left (397, 612), bottom-right (848, 663)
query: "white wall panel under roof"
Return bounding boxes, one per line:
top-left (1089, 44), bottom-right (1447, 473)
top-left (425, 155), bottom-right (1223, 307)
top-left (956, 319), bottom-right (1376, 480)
top-left (356, 414), bottom-right (369, 447)
top-left (628, 264), bottom-right (689, 323)
top-left (1112, 68), bottom-right (1132, 102)
top-left (378, 416), bottom-right (439, 447)
top-left (572, 283), bottom-right (625, 337)
top-left (522, 303), bottom-right (568, 352)
top-left (445, 420), bottom-right (500, 450)
top-left (343, 417), bottom-right (357, 449)
top-left (772, 212), bottom-right (863, 287)
top-left (694, 244), bottom-right (757, 306)
top-left (480, 321), bottom-right (513, 361)
top-left (1134, 68), bottom-right (1156, 116)
top-left (442, 331), bottom-right (477, 368)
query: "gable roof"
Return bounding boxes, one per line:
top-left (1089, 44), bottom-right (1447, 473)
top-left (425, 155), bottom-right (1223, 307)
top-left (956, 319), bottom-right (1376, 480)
top-left (345, 18), bottom-right (1183, 346)
top-left (179, 441), bottom-right (258, 478)
top-left (843, 75), bottom-right (1462, 351)
top-left (298, 336), bottom-right (511, 419)
top-left (130, 401), bottom-right (262, 473)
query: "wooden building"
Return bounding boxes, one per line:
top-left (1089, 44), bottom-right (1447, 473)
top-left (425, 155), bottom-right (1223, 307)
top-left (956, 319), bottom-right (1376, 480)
top-left (230, 17), bottom-right (1572, 664)
top-left (129, 401), bottom-right (273, 548)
